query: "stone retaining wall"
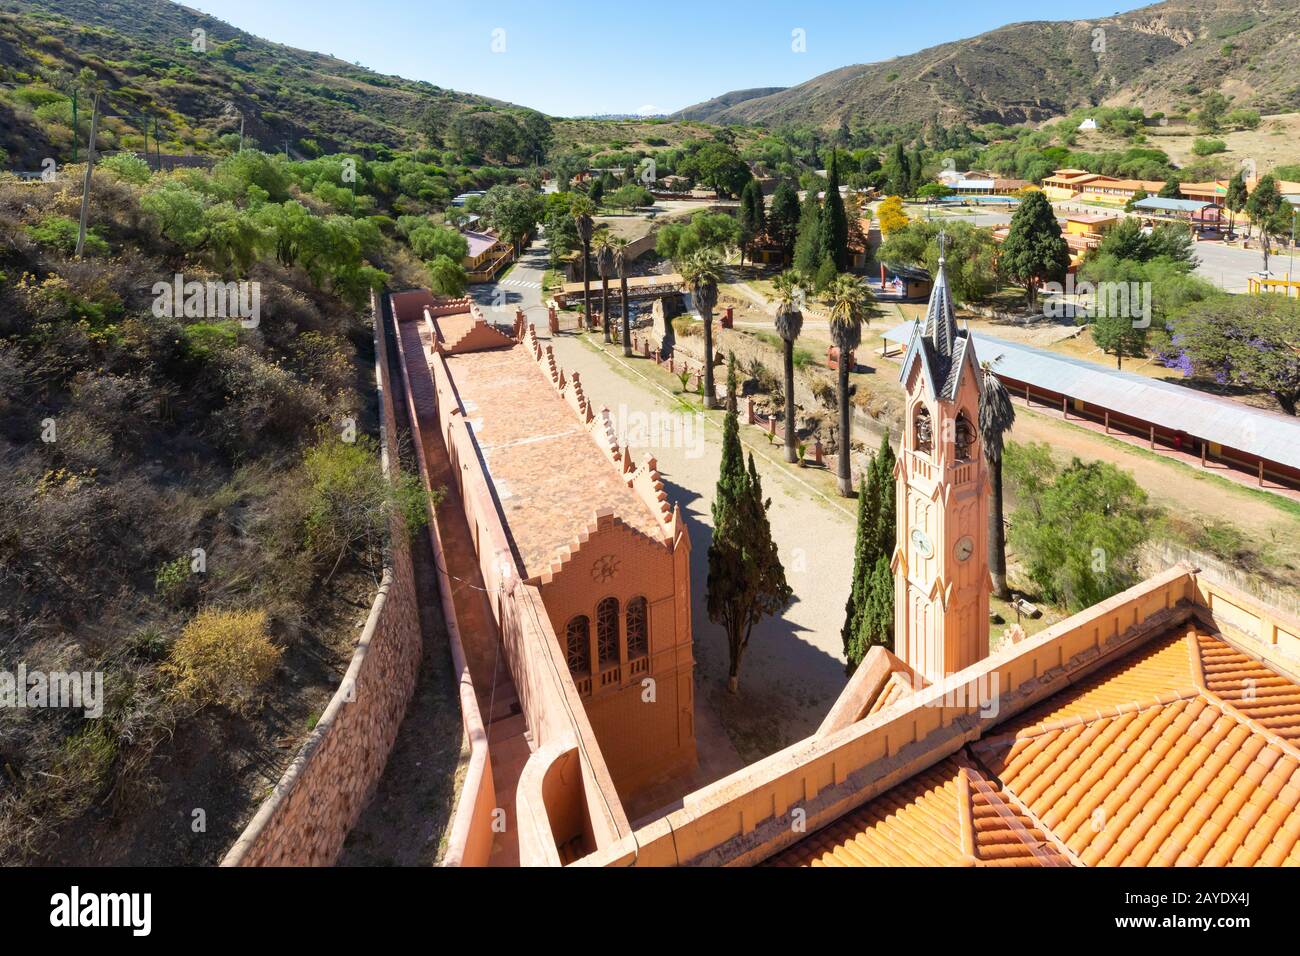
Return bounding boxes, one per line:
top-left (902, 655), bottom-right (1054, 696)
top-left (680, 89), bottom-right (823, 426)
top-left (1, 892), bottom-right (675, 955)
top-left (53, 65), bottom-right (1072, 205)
top-left (220, 293), bottom-right (423, 867)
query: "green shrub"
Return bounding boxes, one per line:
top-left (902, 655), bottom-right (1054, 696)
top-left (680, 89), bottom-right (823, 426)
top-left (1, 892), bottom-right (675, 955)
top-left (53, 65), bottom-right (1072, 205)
top-left (1192, 138), bottom-right (1227, 156)
top-left (100, 152), bottom-right (152, 185)
top-left (154, 555), bottom-right (191, 599)
top-left (13, 86), bottom-right (67, 109)
top-left (302, 436), bottom-right (438, 577)
top-left (180, 320), bottom-right (240, 360)
top-left (27, 215), bottom-right (110, 257)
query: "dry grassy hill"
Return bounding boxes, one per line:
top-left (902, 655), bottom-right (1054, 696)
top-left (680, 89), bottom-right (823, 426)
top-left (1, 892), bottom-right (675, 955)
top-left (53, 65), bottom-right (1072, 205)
top-left (675, 0), bottom-right (1300, 131)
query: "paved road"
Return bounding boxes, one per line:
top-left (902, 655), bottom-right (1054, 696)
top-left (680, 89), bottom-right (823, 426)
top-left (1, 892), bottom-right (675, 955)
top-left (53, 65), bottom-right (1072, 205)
top-left (901, 200), bottom-right (1270, 292)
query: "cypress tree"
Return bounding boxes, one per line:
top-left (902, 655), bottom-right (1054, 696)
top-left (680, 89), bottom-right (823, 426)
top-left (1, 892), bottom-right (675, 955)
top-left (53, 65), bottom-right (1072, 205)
top-left (851, 555), bottom-right (895, 665)
top-left (708, 354), bottom-right (793, 694)
top-left (907, 146), bottom-right (925, 196)
top-left (819, 153), bottom-right (849, 271)
top-left (793, 186), bottom-right (823, 277)
top-left (739, 179), bottom-right (767, 264)
top-left (841, 475), bottom-right (880, 671)
top-left (872, 430), bottom-right (896, 560)
top-left (842, 431), bottom-right (898, 674)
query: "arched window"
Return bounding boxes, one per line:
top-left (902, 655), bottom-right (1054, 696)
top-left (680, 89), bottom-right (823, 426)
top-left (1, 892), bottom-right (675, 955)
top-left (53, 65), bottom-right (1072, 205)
top-left (914, 406), bottom-right (933, 456)
top-left (565, 616), bottom-right (590, 675)
top-left (954, 412), bottom-right (976, 463)
top-left (626, 597), bottom-right (649, 660)
top-left (596, 598), bottom-right (619, 667)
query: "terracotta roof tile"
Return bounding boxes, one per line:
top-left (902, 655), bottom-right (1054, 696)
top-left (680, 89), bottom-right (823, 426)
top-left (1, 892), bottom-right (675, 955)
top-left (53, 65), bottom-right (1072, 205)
top-left (769, 624), bottom-right (1300, 867)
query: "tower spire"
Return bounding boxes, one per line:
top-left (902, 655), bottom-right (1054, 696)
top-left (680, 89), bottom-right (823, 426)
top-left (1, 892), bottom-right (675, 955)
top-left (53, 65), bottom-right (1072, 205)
top-left (923, 230), bottom-right (958, 360)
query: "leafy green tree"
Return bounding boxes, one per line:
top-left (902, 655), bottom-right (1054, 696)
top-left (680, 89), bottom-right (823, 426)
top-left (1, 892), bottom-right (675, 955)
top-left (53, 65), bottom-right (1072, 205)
top-left (1174, 294), bottom-right (1300, 415)
top-left (999, 191), bottom-right (1069, 308)
top-left (767, 180), bottom-right (801, 265)
top-left (1197, 91), bottom-right (1229, 133)
top-left (707, 356), bottom-right (793, 694)
top-left (655, 211), bottom-right (740, 260)
top-left (1245, 175), bottom-right (1289, 271)
top-left (608, 183), bottom-right (653, 211)
top-left (543, 191), bottom-right (579, 268)
top-left (1007, 451), bottom-right (1150, 611)
top-left (769, 271), bottom-right (805, 463)
top-left (878, 220), bottom-right (1001, 303)
top-left (100, 152), bottom-right (151, 185)
top-left (206, 203), bottom-right (265, 274)
top-left (408, 223), bottom-right (468, 261)
top-left (428, 255), bottom-right (467, 296)
top-left (142, 181), bottom-right (211, 250)
top-left (1158, 176), bottom-right (1182, 199)
top-left (1225, 170), bottom-right (1248, 238)
top-left (692, 141), bottom-right (752, 198)
top-left (27, 215), bottom-right (109, 257)
top-left (1090, 309), bottom-right (1148, 370)
top-left (823, 273), bottom-right (871, 496)
top-left (1094, 218), bottom-right (1195, 269)
top-left (480, 183), bottom-right (543, 254)
top-left (739, 179), bottom-right (765, 264)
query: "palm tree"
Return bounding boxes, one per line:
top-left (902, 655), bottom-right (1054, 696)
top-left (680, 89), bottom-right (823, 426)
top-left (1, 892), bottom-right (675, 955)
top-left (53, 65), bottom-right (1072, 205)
top-left (571, 196), bottom-right (595, 331)
top-left (979, 361), bottom-right (1016, 600)
top-left (769, 270), bottom-right (805, 463)
top-left (611, 236), bottom-right (632, 356)
top-left (822, 273), bottom-right (870, 496)
top-left (680, 249), bottom-right (724, 409)
top-left (593, 229), bottom-right (613, 343)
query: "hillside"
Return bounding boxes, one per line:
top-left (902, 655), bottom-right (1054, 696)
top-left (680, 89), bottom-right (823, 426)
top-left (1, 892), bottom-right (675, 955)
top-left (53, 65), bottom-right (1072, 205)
top-left (673, 0), bottom-right (1300, 131)
top-left (673, 87), bottom-right (788, 121)
top-left (0, 0), bottom-right (536, 166)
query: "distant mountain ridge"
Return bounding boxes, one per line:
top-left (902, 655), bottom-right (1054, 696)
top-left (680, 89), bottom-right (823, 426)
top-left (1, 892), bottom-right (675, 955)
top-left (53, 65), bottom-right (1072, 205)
top-left (0, 0), bottom-right (530, 164)
top-left (672, 0), bottom-right (1300, 130)
top-left (673, 87), bottom-right (788, 120)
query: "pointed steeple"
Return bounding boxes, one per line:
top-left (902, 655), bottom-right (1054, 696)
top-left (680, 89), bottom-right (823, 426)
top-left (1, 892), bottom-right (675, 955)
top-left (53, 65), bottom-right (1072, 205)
top-left (923, 231), bottom-right (959, 360)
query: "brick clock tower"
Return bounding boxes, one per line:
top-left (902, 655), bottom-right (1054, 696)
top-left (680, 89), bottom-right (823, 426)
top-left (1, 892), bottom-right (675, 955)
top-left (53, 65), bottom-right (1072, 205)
top-left (892, 244), bottom-right (991, 683)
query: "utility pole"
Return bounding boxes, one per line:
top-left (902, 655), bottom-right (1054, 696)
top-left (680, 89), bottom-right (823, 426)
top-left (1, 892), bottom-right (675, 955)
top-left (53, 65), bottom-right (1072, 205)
top-left (74, 91), bottom-right (101, 260)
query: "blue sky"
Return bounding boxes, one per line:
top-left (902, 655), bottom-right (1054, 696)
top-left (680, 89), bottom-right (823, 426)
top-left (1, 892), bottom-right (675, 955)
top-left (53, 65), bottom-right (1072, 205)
top-left (188, 0), bottom-right (1153, 116)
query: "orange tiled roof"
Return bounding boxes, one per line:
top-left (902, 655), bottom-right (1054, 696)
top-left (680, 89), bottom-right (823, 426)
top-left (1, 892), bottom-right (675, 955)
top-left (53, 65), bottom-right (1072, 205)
top-left (411, 322), bottom-right (668, 579)
top-left (769, 624), bottom-right (1300, 867)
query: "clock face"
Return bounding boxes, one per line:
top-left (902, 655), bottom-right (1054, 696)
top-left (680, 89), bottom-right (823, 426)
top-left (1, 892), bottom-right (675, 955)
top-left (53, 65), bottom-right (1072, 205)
top-left (910, 528), bottom-right (934, 558)
top-left (955, 536), bottom-right (975, 562)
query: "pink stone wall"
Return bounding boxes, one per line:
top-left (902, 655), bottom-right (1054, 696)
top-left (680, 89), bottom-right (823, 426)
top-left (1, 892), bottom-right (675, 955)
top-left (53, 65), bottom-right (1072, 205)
top-left (221, 293), bottom-right (423, 867)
